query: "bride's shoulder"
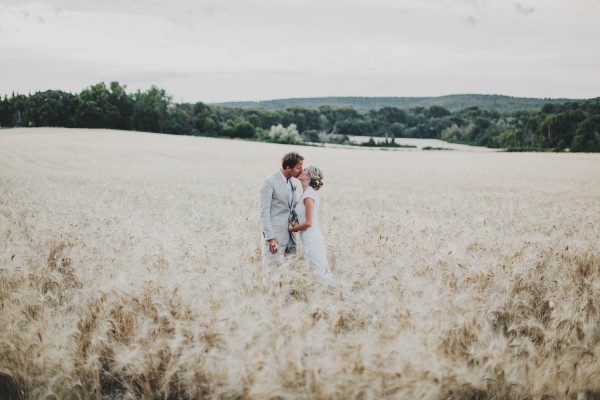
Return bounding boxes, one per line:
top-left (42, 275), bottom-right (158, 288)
top-left (302, 187), bottom-right (318, 199)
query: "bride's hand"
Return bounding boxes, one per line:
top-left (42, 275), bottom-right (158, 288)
top-left (289, 220), bottom-right (297, 232)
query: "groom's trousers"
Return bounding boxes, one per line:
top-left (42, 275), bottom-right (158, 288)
top-left (261, 236), bottom-right (296, 267)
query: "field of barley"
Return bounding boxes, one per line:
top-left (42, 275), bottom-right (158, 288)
top-left (1, 127), bottom-right (599, 399)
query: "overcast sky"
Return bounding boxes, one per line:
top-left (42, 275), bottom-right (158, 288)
top-left (1, 0), bottom-right (598, 103)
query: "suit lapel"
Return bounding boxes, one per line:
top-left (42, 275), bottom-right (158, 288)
top-left (273, 172), bottom-right (291, 209)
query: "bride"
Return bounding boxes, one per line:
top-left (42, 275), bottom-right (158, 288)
top-left (289, 166), bottom-right (335, 282)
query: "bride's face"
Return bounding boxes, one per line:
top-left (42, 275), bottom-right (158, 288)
top-left (298, 169), bottom-right (310, 187)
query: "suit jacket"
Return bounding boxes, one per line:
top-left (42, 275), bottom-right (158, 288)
top-left (259, 171), bottom-right (298, 246)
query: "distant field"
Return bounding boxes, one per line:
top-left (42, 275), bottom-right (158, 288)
top-left (1, 128), bottom-right (599, 399)
top-left (346, 136), bottom-right (497, 151)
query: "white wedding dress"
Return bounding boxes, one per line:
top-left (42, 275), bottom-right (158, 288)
top-left (296, 187), bottom-right (335, 282)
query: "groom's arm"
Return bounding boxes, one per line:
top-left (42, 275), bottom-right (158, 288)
top-left (259, 178), bottom-right (276, 241)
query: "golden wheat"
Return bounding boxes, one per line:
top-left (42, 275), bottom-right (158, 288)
top-left (1, 128), bottom-right (599, 399)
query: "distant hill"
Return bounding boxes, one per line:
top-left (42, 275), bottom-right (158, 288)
top-left (212, 94), bottom-right (577, 113)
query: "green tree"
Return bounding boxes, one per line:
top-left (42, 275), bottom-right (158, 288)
top-left (247, 114), bottom-right (261, 128)
top-left (538, 110), bottom-right (586, 150)
top-left (193, 101), bottom-right (216, 134)
top-left (131, 86), bottom-right (171, 133)
top-left (27, 90), bottom-right (77, 127)
top-left (441, 125), bottom-right (463, 142)
top-left (389, 122), bottom-right (406, 137)
top-left (495, 130), bottom-right (518, 148)
top-left (332, 107), bottom-right (360, 122)
top-left (302, 129), bottom-right (321, 142)
top-left (318, 114), bottom-right (331, 133)
top-left (8, 94), bottom-right (30, 127)
top-left (337, 118), bottom-right (372, 136)
top-left (317, 105), bottom-right (334, 124)
top-left (284, 107), bottom-right (310, 132)
top-left (74, 83), bottom-right (119, 128)
top-left (256, 110), bottom-right (281, 130)
top-left (164, 104), bottom-right (190, 135)
top-left (571, 116), bottom-right (600, 152)
top-left (230, 120), bottom-right (256, 138)
top-left (426, 105), bottom-right (451, 119)
top-left (378, 107), bottom-right (408, 125)
top-left (0, 95), bottom-right (10, 127)
top-left (108, 82), bottom-right (134, 130)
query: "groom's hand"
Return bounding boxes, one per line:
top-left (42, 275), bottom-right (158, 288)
top-left (268, 238), bottom-right (279, 254)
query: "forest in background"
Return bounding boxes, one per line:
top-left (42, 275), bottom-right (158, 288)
top-left (213, 94), bottom-right (574, 113)
top-left (1, 82), bottom-right (599, 152)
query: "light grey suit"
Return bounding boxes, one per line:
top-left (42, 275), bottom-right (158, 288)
top-left (259, 170), bottom-right (297, 264)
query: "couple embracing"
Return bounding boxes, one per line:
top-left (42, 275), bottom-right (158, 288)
top-left (259, 152), bottom-right (335, 282)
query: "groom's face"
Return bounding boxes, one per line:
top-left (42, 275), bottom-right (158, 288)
top-left (283, 160), bottom-right (303, 179)
top-left (291, 160), bottom-right (304, 178)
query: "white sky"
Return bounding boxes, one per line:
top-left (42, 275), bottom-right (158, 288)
top-left (1, 0), bottom-right (599, 102)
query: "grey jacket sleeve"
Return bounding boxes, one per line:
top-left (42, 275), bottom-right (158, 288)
top-left (259, 177), bottom-right (275, 240)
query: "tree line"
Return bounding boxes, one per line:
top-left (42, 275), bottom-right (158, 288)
top-left (1, 82), bottom-right (598, 152)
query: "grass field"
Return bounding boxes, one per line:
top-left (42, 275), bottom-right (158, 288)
top-left (1, 128), bottom-right (599, 399)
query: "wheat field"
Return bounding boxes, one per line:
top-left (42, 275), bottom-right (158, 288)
top-left (1, 128), bottom-right (599, 399)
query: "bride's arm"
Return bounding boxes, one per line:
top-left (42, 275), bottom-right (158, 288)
top-left (289, 198), bottom-right (314, 232)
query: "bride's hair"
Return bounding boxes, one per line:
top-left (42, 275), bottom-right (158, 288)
top-left (307, 165), bottom-right (324, 190)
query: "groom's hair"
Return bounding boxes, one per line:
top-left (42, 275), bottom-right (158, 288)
top-left (282, 152), bottom-right (304, 169)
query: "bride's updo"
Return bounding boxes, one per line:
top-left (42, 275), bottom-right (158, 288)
top-left (307, 165), bottom-right (324, 190)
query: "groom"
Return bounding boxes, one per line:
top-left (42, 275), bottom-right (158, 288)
top-left (259, 151), bottom-right (304, 265)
